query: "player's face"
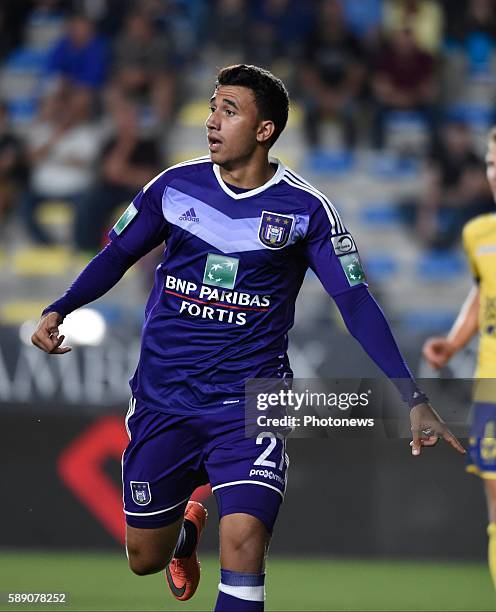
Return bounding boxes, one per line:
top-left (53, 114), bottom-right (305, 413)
top-left (206, 85), bottom-right (263, 166)
top-left (486, 144), bottom-right (496, 199)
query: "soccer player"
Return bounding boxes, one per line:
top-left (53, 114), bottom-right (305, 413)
top-left (32, 65), bottom-right (464, 611)
top-left (423, 126), bottom-right (496, 589)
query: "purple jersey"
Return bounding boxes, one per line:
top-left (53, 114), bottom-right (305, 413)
top-left (108, 156), bottom-right (362, 414)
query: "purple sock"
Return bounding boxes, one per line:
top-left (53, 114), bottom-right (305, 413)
top-left (215, 570), bottom-right (265, 611)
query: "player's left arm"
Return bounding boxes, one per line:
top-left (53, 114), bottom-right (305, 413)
top-left (303, 202), bottom-right (465, 456)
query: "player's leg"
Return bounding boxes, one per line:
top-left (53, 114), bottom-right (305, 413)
top-left (466, 398), bottom-right (496, 588)
top-left (219, 512), bottom-right (269, 573)
top-left (213, 485), bottom-right (282, 611)
top-left (216, 511), bottom-right (270, 612)
top-left (126, 521), bottom-right (182, 575)
top-left (207, 423), bottom-right (288, 612)
top-left (484, 479), bottom-right (496, 587)
top-left (122, 398), bottom-right (207, 581)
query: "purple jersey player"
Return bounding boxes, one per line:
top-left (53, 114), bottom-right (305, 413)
top-left (32, 65), bottom-right (464, 611)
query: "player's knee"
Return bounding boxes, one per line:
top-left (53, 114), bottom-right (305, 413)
top-left (127, 546), bottom-right (172, 576)
top-left (128, 554), bottom-right (169, 576)
top-left (221, 516), bottom-right (268, 569)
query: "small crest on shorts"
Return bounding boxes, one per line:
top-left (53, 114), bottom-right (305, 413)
top-left (258, 211), bottom-right (294, 249)
top-left (131, 481), bottom-right (151, 506)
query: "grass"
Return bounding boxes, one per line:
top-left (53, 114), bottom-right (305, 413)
top-left (0, 551), bottom-right (494, 611)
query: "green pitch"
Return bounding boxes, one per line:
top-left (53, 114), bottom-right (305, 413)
top-left (0, 550), bottom-right (494, 611)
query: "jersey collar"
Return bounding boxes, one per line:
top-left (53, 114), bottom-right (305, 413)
top-left (213, 157), bottom-right (285, 200)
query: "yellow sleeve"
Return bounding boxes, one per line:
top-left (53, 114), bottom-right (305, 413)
top-left (462, 223), bottom-right (480, 282)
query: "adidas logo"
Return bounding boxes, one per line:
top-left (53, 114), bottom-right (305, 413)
top-left (178, 207), bottom-right (200, 223)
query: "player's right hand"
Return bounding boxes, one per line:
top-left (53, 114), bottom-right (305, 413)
top-left (31, 311), bottom-right (72, 355)
top-left (422, 337), bottom-right (454, 370)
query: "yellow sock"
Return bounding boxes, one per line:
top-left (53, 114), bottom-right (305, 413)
top-left (487, 523), bottom-right (496, 588)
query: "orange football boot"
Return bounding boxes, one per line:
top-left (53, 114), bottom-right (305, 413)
top-left (165, 501), bottom-right (208, 601)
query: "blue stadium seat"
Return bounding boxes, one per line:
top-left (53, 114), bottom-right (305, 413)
top-left (363, 253), bottom-right (399, 281)
top-left (402, 310), bottom-right (456, 333)
top-left (304, 150), bottom-right (355, 175)
top-left (7, 97), bottom-right (37, 124)
top-left (5, 48), bottom-right (48, 71)
top-left (360, 202), bottom-right (402, 227)
top-left (444, 104), bottom-right (493, 129)
top-left (416, 250), bottom-right (466, 281)
top-left (367, 152), bottom-right (421, 178)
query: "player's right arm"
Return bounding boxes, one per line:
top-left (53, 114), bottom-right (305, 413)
top-left (32, 181), bottom-right (169, 354)
top-left (422, 286), bottom-right (479, 369)
top-left (423, 219), bottom-right (481, 369)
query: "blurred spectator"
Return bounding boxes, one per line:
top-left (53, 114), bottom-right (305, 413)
top-left (341, 0), bottom-right (383, 52)
top-left (371, 27), bottom-right (437, 149)
top-left (74, 95), bottom-right (162, 252)
top-left (300, 0), bottom-right (366, 150)
top-left (403, 121), bottom-right (493, 248)
top-left (150, 0), bottom-right (208, 63)
top-left (208, 0), bottom-right (249, 59)
top-left (44, 11), bottom-right (108, 92)
top-left (21, 88), bottom-right (102, 245)
top-left (109, 9), bottom-right (176, 128)
top-left (0, 103), bottom-right (26, 231)
top-left (383, 0), bottom-right (444, 54)
top-left (247, 0), bottom-right (314, 72)
top-left (0, 1), bottom-right (33, 61)
top-left (444, 0), bottom-right (496, 78)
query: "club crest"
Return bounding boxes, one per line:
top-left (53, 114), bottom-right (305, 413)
top-left (131, 481), bottom-right (151, 506)
top-left (258, 211), bottom-right (294, 249)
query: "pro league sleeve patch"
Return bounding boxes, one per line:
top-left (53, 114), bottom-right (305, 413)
top-left (331, 233), bottom-right (356, 256)
top-left (113, 202), bottom-right (138, 235)
top-left (331, 233), bottom-right (365, 285)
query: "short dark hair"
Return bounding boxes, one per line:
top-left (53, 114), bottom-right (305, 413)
top-left (216, 64), bottom-right (289, 147)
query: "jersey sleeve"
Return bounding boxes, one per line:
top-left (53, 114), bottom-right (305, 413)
top-left (108, 178), bottom-right (170, 258)
top-left (462, 223), bottom-right (480, 282)
top-left (303, 201), bottom-right (367, 296)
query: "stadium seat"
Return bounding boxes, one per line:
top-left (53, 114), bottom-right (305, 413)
top-left (4, 48), bottom-right (48, 71)
top-left (359, 202), bottom-right (402, 227)
top-left (363, 253), bottom-right (399, 281)
top-left (6, 97), bottom-right (37, 126)
top-left (445, 104), bottom-right (493, 129)
top-left (0, 299), bottom-right (49, 324)
top-left (402, 310), bottom-right (457, 333)
top-left (367, 152), bottom-right (421, 179)
top-left (304, 149), bottom-right (355, 175)
top-left (12, 246), bottom-right (72, 276)
top-left (36, 200), bottom-right (74, 227)
top-left (385, 110), bottom-right (429, 155)
top-left (416, 250), bottom-right (466, 281)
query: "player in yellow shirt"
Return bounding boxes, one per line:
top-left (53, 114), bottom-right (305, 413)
top-left (423, 126), bottom-right (496, 586)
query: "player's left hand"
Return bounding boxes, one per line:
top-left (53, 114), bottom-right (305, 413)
top-left (409, 402), bottom-right (465, 456)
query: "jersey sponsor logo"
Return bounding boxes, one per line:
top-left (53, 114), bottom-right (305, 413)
top-left (178, 207), bottom-right (200, 223)
top-left (340, 253), bottom-right (366, 286)
top-left (130, 481), bottom-right (151, 506)
top-left (164, 274), bottom-right (271, 327)
top-left (258, 211), bottom-right (294, 249)
top-left (113, 202), bottom-right (138, 235)
top-left (203, 253), bottom-right (239, 289)
top-left (331, 233), bottom-right (356, 256)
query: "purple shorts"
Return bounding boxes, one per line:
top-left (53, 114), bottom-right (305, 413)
top-left (122, 397), bottom-right (288, 532)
